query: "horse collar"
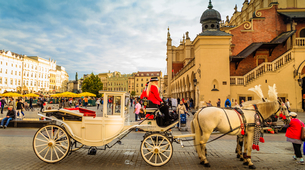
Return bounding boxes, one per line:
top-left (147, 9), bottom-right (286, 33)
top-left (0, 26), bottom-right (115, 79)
top-left (253, 104), bottom-right (264, 122)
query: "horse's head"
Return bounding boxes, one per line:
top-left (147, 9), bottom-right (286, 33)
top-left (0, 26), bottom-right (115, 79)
top-left (275, 99), bottom-right (290, 125)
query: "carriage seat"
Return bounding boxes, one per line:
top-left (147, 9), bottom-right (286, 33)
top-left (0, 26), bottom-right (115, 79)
top-left (64, 108), bottom-right (96, 118)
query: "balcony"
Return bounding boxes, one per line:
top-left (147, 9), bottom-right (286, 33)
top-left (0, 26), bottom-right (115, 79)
top-left (295, 38), bottom-right (305, 47)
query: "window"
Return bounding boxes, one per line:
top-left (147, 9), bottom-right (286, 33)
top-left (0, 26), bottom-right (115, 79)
top-left (10, 79), bottom-right (13, 85)
top-left (15, 64), bottom-right (17, 68)
top-left (15, 79), bottom-right (17, 85)
top-left (34, 81), bottom-right (36, 86)
top-left (5, 69), bottom-right (7, 74)
top-left (157, 73), bottom-right (159, 76)
top-left (18, 80), bottom-right (20, 85)
top-left (4, 78), bottom-right (7, 84)
top-left (136, 79), bottom-right (138, 81)
top-left (0, 78), bottom-right (2, 84)
top-left (141, 79), bottom-right (143, 81)
top-left (141, 74), bottom-right (144, 76)
top-left (222, 81), bottom-right (227, 85)
top-left (141, 84), bottom-right (143, 87)
top-left (30, 81), bottom-right (32, 86)
top-left (146, 79), bottom-right (148, 81)
top-left (15, 71), bottom-right (17, 75)
top-left (0, 68), bottom-right (1, 73)
top-left (19, 72), bottom-right (21, 76)
top-left (11, 63), bottom-right (13, 67)
top-left (6, 62), bottom-right (8, 66)
top-left (26, 81), bottom-right (28, 86)
top-left (19, 65), bottom-right (21, 68)
top-left (147, 73), bottom-right (149, 76)
top-left (11, 70), bottom-right (13, 75)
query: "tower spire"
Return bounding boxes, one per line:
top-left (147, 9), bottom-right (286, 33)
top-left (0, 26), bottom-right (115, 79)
top-left (167, 27), bottom-right (171, 40)
top-left (208, 0), bottom-right (213, 9)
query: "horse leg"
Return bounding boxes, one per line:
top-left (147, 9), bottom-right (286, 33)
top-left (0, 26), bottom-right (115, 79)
top-left (244, 129), bottom-right (256, 169)
top-left (198, 132), bottom-right (212, 167)
top-left (236, 135), bottom-right (244, 161)
top-left (192, 120), bottom-right (206, 164)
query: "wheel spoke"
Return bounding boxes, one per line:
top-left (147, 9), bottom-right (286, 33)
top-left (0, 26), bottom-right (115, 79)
top-left (51, 126), bottom-right (53, 139)
top-left (38, 146), bottom-right (48, 154)
top-left (144, 150), bottom-right (153, 157)
top-left (54, 128), bottom-right (60, 140)
top-left (44, 147), bottom-right (50, 159)
top-left (50, 147), bottom-right (53, 161)
top-left (160, 143), bottom-right (169, 149)
top-left (36, 138), bottom-right (48, 143)
top-left (160, 152), bottom-right (169, 159)
top-left (155, 154), bottom-right (157, 164)
top-left (55, 146), bottom-right (65, 155)
top-left (35, 143), bottom-right (47, 148)
top-left (158, 153), bottom-right (163, 163)
top-left (161, 149), bottom-right (171, 152)
top-left (56, 132), bottom-right (66, 142)
top-left (39, 132), bottom-right (49, 141)
top-left (156, 136), bottom-right (158, 146)
top-left (158, 138), bottom-right (165, 147)
top-left (148, 152), bottom-right (155, 161)
top-left (44, 127), bottom-right (50, 139)
top-left (54, 146), bottom-right (59, 160)
top-left (144, 141), bottom-right (154, 148)
top-left (149, 136), bottom-right (155, 146)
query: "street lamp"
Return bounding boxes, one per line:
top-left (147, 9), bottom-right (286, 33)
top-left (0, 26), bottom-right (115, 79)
top-left (193, 77), bottom-right (197, 87)
top-left (298, 74), bottom-right (303, 87)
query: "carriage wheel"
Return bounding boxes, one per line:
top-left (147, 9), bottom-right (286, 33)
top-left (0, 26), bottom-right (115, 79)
top-left (140, 133), bottom-right (173, 167)
top-left (33, 125), bottom-right (70, 163)
top-left (61, 138), bottom-right (84, 152)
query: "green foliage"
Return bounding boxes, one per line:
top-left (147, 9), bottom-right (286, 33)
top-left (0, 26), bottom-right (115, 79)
top-left (131, 91), bottom-right (136, 97)
top-left (81, 73), bottom-right (103, 97)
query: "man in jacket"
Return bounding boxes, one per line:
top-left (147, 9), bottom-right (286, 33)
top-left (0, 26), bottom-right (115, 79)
top-left (0, 106), bottom-right (16, 129)
top-left (29, 97), bottom-right (33, 110)
top-left (1, 97), bottom-right (7, 114)
top-left (225, 98), bottom-right (231, 108)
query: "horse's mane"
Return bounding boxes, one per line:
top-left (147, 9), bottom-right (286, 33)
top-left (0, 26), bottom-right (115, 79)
top-left (241, 100), bottom-right (263, 109)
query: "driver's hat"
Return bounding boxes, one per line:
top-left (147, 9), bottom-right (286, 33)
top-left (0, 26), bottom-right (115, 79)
top-left (289, 112), bottom-right (297, 117)
top-left (150, 77), bottom-right (159, 81)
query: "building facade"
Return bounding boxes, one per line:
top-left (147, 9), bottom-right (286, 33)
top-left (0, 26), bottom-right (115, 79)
top-left (0, 50), bottom-right (68, 94)
top-left (166, 0), bottom-right (305, 111)
top-left (107, 71), bottom-right (131, 92)
top-left (134, 71), bottom-right (162, 96)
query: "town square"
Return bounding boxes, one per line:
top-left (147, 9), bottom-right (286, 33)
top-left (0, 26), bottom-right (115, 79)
top-left (1, 0), bottom-right (305, 169)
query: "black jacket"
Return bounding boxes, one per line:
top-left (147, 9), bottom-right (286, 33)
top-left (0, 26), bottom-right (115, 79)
top-left (1, 99), bottom-right (6, 105)
top-left (6, 110), bottom-right (16, 119)
top-left (17, 102), bottom-right (24, 110)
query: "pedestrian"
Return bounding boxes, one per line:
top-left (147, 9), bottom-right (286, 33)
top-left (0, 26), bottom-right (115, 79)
top-left (184, 100), bottom-right (189, 111)
top-left (139, 108), bottom-right (145, 120)
top-left (134, 100), bottom-right (141, 121)
top-left (16, 99), bottom-right (25, 119)
top-left (190, 98), bottom-right (194, 108)
top-left (240, 100), bottom-right (244, 107)
top-left (225, 98), bottom-right (231, 108)
top-left (216, 98), bottom-right (221, 107)
top-left (29, 97), bottom-right (33, 110)
top-left (234, 99), bottom-right (238, 107)
top-left (177, 98), bottom-right (180, 105)
top-left (207, 100), bottom-right (212, 107)
top-left (177, 100), bottom-right (188, 128)
top-left (130, 97), bottom-right (133, 107)
top-left (39, 98), bottom-right (44, 112)
top-left (286, 99), bottom-right (291, 112)
top-left (171, 98), bottom-right (177, 110)
top-left (1, 97), bottom-right (6, 114)
top-left (0, 106), bottom-right (16, 129)
top-left (96, 98), bottom-right (101, 110)
top-left (186, 98), bottom-right (190, 109)
top-left (78, 98), bottom-right (82, 107)
top-left (285, 112), bottom-right (304, 165)
top-left (84, 97), bottom-right (88, 108)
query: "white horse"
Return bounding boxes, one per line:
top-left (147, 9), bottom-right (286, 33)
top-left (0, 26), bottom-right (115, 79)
top-left (191, 85), bottom-right (289, 169)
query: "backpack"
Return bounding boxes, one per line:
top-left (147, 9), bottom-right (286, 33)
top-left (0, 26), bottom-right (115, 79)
top-left (225, 101), bottom-right (230, 106)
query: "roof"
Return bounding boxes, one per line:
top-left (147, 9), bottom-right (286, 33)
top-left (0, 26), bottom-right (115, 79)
top-left (135, 71), bottom-right (161, 77)
top-left (278, 11), bottom-right (305, 19)
top-left (231, 31), bottom-right (295, 61)
top-left (270, 30), bottom-right (296, 43)
top-left (199, 30), bottom-right (232, 36)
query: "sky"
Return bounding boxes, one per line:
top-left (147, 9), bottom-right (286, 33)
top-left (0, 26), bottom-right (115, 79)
top-left (0, 0), bottom-right (244, 80)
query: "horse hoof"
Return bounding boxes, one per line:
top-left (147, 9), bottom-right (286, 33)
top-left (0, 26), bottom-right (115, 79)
top-left (240, 158), bottom-right (244, 161)
top-left (237, 155), bottom-right (240, 158)
top-left (200, 161), bottom-right (205, 165)
top-left (243, 162), bottom-right (249, 165)
top-left (204, 163), bottom-right (211, 167)
top-left (249, 165), bottom-right (256, 169)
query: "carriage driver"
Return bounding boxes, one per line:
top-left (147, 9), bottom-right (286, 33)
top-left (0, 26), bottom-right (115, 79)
top-left (146, 77), bottom-right (170, 125)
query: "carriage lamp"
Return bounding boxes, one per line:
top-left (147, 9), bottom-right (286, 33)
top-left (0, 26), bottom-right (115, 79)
top-left (193, 78), bottom-right (197, 87)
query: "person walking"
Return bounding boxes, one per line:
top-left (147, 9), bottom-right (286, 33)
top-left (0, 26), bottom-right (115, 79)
top-left (1, 97), bottom-right (7, 114)
top-left (216, 98), bottom-right (221, 107)
top-left (16, 99), bottom-right (25, 119)
top-left (225, 98), bottom-right (231, 108)
top-left (84, 97), bottom-right (88, 108)
top-left (134, 100), bottom-right (141, 121)
top-left (177, 101), bottom-right (188, 128)
top-left (29, 97), bottom-right (33, 111)
top-left (285, 112), bottom-right (304, 165)
top-left (190, 98), bottom-right (194, 108)
top-left (0, 106), bottom-right (16, 129)
top-left (96, 98), bottom-right (101, 110)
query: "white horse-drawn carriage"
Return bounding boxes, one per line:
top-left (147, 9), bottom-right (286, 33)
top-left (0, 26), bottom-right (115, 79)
top-left (33, 85), bottom-right (289, 169)
top-left (33, 91), bottom-right (193, 166)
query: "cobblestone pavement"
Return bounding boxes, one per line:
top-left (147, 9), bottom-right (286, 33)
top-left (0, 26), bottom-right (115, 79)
top-left (0, 105), bottom-right (305, 169)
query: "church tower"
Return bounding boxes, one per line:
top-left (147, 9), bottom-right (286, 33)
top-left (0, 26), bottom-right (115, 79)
top-left (194, 0), bottom-right (232, 105)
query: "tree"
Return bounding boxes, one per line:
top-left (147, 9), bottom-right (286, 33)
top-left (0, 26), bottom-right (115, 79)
top-left (131, 91), bottom-right (136, 97)
top-left (81, 73), bottom-right (103, 97)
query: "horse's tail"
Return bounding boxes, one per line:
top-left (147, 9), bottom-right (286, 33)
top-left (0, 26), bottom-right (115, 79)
top-left (191, 109), bottom-right (202, 154)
